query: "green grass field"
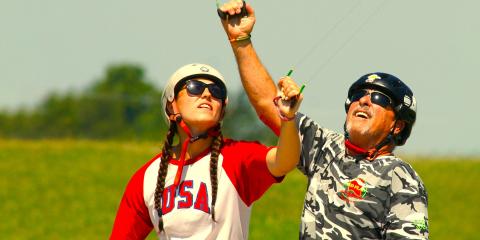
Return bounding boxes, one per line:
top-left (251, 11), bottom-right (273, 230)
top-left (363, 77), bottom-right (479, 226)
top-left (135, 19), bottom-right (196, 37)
top-left (1, 139), bottom-right (478, 239)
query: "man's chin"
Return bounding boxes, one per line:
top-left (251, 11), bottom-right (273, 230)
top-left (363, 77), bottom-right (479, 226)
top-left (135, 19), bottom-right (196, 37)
top-left (346, 122), bottom-right (369, 136)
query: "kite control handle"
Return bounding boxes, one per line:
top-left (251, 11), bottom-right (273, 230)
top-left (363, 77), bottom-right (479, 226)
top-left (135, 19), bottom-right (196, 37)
top-left (289, 84), bottom-right (305, 108)
top-left (217, 1), bottom-right (248, 20)
top-left (283, 70), bottom-right (305, 108)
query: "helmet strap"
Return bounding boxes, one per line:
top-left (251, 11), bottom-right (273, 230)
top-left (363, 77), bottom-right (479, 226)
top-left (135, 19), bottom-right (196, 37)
top-left (172, 116), bottom-right (221, 189)
top-left (344, 121), bottom-right (396, 160)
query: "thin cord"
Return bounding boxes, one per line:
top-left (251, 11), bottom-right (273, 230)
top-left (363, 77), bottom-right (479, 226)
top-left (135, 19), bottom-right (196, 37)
top-left (306, 0), bottom-right (391, 83)
top-left (293, 0), bottom-right (363, 69)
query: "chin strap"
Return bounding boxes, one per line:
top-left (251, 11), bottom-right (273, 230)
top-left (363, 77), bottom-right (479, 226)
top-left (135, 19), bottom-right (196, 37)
top-left (344, 122), bottom-right (395, 160)
top-left (173, 115), bottom-right (220, 188)
top-left (344, 136), bottom-right (392, 160)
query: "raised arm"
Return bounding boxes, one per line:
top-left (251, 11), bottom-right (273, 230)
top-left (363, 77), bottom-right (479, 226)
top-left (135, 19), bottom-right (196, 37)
top-left (219, 1), bottom-right (282, 134)
top-left (265, 77), bottom-right (303, 176)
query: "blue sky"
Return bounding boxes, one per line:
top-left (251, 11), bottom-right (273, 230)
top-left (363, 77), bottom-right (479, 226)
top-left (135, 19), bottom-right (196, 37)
top-left (0, 0), bottom-right (478, 155)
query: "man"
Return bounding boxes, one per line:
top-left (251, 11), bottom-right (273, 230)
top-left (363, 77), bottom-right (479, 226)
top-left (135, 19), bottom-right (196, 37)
top-left (218, 1), bottom-right (429, 239)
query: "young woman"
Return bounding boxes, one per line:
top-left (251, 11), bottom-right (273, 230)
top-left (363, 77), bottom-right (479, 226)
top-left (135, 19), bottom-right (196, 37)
top-left (110, 63), bottom-right (303, 239)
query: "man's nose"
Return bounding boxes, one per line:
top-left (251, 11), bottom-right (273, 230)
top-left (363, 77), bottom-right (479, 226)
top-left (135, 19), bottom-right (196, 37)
top-left (358, 93), bottom-right (372, 106)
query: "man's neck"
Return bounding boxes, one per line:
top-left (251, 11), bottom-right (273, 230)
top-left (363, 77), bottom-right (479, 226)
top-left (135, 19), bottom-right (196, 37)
top-left (345, 139), bottom-right (394, 160)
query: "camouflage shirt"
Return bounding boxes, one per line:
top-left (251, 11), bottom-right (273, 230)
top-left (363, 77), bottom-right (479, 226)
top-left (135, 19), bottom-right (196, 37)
top-left (296, 113), bottom-right (429, 240)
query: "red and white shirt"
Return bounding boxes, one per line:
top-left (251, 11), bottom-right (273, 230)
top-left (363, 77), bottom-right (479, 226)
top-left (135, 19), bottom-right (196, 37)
top-left (110, 139), bottom-right (283, 240)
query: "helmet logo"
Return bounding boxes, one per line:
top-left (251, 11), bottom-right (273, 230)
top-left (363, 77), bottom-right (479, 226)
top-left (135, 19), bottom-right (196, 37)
top-left (404, 95), bottom-right (412, 107)
top-left (410, 96), bottom-right (417, 111)
top-left (404, 95), bottom-right (417, 111)
top-left (200, 66), bottom-right (209, 72)
top-left (366, 74), bottom-right (381, 83)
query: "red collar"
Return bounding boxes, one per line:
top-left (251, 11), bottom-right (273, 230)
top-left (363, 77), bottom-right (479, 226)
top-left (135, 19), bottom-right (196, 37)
top-left (344, 139), bottom-right (385, 160)
top-left (344, 139), bottom-right (368, 155)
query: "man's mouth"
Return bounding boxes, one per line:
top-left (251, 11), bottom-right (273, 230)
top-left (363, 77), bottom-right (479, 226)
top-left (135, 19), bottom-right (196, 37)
top-left (353, 109), bottom-right (371, 119)
top-left (355, 112), bottom-right (368, 119)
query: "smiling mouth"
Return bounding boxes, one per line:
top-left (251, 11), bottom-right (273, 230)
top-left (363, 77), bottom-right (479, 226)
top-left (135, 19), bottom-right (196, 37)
top-left (198, 103), bottom-right (212, 110)
top-left (354, 111), bottom-right (369, 119)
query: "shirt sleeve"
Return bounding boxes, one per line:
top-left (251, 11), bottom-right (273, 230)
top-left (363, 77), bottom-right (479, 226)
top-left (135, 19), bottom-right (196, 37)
top-left (221, 140), bottom-right (284, 206)
top-left (110, 163), bottom-right (154, 240)
top-left (295, 113), bottom-right (336, 176)
top-left (383, 164), bottom-right (429, 239)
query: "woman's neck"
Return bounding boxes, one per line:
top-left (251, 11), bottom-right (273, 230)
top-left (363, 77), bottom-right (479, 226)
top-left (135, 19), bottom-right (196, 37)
top-left (173, 130), bottom-right (214, 160)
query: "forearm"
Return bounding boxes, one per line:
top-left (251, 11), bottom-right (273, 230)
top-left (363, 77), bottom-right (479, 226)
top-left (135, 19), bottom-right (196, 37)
top-left (269, 119), bottom-right (300, 177)
top-left (230, 40), bottom-right (281, 133)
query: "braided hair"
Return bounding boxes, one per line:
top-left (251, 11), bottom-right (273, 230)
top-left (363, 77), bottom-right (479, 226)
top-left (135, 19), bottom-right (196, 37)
top-left (209, 132), bottom-right (223, 221)
top-left (153, 122), bottom-right (224, 232)
top-left (154, 120), bottom-right (176, 232)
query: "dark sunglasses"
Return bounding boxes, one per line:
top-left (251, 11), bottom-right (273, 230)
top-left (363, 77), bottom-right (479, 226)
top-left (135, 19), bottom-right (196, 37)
top-left (181, 79), bottom-right (227, 100)
top-left (350, 89), bottom-right (393, 108)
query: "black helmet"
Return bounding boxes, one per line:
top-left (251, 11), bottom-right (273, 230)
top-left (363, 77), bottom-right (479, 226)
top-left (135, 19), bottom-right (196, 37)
top-left (344, 72), bottom-right (417, 146)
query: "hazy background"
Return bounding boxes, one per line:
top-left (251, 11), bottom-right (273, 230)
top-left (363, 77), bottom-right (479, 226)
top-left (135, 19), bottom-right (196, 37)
top-left (1, 0), bottom-right (478, 155)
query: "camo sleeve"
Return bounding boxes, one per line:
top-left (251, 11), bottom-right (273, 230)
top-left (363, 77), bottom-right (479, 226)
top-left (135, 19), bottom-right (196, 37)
top-left (295, 113), bottom-right (339, 177)
top-left (384, 163), bottom-right (429, 239)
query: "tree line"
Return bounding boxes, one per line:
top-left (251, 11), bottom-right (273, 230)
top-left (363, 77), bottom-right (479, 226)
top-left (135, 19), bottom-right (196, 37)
top-left (0, 64), bottom-right (276, 144)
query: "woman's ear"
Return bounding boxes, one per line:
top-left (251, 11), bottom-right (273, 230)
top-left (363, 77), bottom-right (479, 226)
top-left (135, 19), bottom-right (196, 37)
top-left (167, 101), bottom-right (180, 121)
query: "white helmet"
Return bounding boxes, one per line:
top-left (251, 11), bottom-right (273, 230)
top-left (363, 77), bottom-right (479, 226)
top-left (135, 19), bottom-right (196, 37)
top-left (161, 63), bottom-right (228, 123)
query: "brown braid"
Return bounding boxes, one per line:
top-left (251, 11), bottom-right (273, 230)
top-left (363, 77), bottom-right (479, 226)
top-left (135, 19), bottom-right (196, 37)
top-left (154, 120), bottom-right (177, 232)
top-left (209, 132), bottom-right (223, 222)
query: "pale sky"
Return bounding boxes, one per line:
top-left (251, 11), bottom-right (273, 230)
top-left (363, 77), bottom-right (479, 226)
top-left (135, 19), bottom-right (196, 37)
top-left (0, 0), bottom-right (478, 155)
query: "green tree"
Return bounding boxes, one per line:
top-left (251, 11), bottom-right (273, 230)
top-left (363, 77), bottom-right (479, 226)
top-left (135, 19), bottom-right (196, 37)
top-left (36, 92), bottom-right (78, 138)
top-left (77, 64), bottom-right (165, 139)
top-left (0, 63), bottom-right (274, 143)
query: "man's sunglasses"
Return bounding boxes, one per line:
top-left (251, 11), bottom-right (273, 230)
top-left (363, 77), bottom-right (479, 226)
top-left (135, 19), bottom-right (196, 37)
top-left (180, 79), bottom-right (227, 100)
top-left (350, 89), bottom-right (394, 108)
